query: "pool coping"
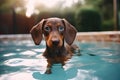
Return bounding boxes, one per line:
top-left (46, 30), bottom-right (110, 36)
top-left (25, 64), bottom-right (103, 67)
top-left (76, 31), bottom-right (120, 42)
top-left (0, 31), bottom-right (120, 42)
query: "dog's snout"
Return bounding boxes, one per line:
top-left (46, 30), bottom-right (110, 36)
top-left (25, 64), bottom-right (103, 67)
top-left (52, 38), bottom-right (60, 46)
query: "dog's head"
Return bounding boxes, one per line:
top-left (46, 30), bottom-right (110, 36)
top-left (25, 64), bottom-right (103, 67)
top-left (30, 18), bottom-right (77, 48)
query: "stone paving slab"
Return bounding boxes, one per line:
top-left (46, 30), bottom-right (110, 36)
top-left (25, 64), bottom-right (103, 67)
top-left (76, 31), bottom-right (120, 42)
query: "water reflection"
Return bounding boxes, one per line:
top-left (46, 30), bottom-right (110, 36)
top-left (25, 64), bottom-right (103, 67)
top-left (3, 53), bottom-right (15, 57)
top-left (0, 40), bottom-right (120, 80)
top-left (69, 69), bottom-right (98, 80)
top-left (32, 66), bottom-right (68, 80)
top-left (0, 72), bottom-right (34, 80)
top-left (21, 50), bottom-right (37, 56)
top-left (102, 58), bottom-right (120, 63)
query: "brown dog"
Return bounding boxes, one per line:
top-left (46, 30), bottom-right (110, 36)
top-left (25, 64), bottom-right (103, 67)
top-left (30, 17), bottom-right (77, 74)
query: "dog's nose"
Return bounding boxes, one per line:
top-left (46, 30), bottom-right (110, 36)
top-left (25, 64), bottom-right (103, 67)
top-left (52, 39), bottom-right (60, 46)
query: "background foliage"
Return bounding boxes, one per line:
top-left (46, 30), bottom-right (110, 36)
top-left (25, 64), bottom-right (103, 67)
top-left (0, 0), bottom-right (120, 34)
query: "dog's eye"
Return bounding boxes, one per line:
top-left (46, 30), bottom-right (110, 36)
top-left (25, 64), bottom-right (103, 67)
top-left (44, 26), bottom-right (51, 32)
top-left (58, 26), bottom-right (64, 32)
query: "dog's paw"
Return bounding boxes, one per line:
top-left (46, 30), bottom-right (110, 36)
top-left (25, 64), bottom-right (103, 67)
top-left (45, 68), bottom-right (52, 74)
top-left (45, 70), bottom-right (52, 74)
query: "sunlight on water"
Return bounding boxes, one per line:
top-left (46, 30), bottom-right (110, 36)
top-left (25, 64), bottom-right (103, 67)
top-left (21, 50), bottom-right (37, 56)
top-left (3, 53), bottom-right (15, 57)
top-left (0, 40), bottom-right (120, 80)
top-left (0, 72), bottom-right (34, 80)
top-left (4, 58), bottom-right (46, 67)
top-left (32, 48), bottom-right (45, 52)
top-left (68, 69), bottom-right (98, 80)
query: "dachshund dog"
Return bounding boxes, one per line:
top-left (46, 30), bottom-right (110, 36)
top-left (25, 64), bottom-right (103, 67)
top-left (30, 17), bottom-right (78, 74)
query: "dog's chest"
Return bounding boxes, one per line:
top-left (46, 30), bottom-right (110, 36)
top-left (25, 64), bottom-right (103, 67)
top-left (44, 48), bottom-right (68, 61)
top-left (52, 56), bottom-right (66, 63)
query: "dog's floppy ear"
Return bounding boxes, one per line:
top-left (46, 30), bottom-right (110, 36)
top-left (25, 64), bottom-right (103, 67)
top-left (30, 19), bottom-right (45, 45)
top-left (62, 19), bottom-right (77, 45)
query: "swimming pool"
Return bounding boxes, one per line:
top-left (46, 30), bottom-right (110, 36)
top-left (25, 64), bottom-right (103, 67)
top-left (0, 36), bottom-right (120, 80)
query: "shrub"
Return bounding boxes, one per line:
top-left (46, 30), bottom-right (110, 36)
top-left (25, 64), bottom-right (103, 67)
top-left (75, 8), bottom-right (102, 32)
top-left (62, 11), bottom-right (76, 27)
top-left (101, 19), bottom-right (114, 31)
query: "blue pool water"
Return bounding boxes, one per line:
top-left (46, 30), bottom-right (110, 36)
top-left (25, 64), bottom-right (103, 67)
top-left (0, 39), bottom-right (120, 80)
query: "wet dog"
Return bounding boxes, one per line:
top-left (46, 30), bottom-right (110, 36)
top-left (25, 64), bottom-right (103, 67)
top-left (30, 17), bottom-right (78, 74)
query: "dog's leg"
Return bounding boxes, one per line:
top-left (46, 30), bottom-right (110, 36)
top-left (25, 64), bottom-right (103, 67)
top-left (45, 59), bottom-right (52, 74)
top-left (61, 61), bottom-right (65, 66)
